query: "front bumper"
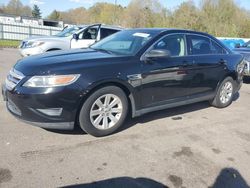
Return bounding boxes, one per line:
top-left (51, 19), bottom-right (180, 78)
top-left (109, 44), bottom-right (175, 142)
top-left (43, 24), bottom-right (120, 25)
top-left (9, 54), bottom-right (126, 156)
top-left (234, 72), bottom-right (243, 93)
top-left (2, 83), bottom-right (83, 130)
top-left (235, 79), bottom-right (242, 93)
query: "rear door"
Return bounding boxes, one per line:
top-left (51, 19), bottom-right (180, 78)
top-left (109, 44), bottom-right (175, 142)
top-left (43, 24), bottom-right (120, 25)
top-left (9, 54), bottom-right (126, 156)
top-left (71, 24), bottom-right (101, 49)
top-left (185, 34), bottom-right (229, 96)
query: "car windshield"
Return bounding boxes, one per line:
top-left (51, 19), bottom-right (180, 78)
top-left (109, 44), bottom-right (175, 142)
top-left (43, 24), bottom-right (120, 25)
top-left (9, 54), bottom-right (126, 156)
top-left (55, 26), bottom-right (82, 37)
top-left (91, 30), bottom-right (157, 55)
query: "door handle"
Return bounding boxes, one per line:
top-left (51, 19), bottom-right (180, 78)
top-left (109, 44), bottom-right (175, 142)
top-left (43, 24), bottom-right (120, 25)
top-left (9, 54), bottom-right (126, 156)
top-left (182, 60), bottom-right (192, 67)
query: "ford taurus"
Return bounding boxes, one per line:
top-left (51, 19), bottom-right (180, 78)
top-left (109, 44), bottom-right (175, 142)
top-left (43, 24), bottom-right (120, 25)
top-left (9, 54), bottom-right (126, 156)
top-left (2, 29), bottom-right (245, 137)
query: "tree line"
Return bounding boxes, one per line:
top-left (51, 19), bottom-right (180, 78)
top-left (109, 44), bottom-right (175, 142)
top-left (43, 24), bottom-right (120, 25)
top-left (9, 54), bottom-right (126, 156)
top-left (1, 0), bottom-right (250, 37)
top-left (0, 0), bottom-right (42, 18)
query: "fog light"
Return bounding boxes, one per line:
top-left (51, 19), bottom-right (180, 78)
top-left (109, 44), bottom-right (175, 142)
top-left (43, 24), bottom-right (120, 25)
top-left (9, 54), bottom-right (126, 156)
top-left (37, 108), bottom-right (63, 116)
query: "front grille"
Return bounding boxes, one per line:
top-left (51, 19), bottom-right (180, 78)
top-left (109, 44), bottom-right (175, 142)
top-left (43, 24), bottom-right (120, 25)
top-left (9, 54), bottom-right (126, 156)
top-left (5, 68), bottom-right (25, 91)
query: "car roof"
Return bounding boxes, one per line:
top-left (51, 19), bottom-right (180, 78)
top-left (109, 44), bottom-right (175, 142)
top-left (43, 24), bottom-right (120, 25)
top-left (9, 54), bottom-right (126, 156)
top-left (76, 24), bottom-right (123, 30)
top-left (123, 28), bottom-right (212, 36)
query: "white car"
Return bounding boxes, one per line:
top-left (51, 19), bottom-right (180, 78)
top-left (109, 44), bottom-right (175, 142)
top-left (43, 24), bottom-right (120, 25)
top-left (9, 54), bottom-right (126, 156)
top-left (19, 24), bottom-right (123, 57)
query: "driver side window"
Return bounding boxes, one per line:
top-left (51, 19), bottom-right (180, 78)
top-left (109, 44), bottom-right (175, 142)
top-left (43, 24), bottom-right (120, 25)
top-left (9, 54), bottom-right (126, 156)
top-left (152, 34), bottom-right (186, 57)
top-left (78, 27), bottom-right (98, 40)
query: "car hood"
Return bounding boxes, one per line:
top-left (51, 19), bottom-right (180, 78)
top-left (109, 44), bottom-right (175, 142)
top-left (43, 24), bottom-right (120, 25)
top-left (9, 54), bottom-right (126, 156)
top-left (23, 35), bottom-right (70, 42)
top-left (14, 48), bottom-right (126, 76)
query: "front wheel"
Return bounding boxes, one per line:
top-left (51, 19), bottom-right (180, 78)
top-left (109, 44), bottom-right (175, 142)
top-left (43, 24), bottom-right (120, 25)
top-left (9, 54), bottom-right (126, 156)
top-left (79, 86), bottom-right (128, 137)
top-left (210, 77), bottom-right (235, 108)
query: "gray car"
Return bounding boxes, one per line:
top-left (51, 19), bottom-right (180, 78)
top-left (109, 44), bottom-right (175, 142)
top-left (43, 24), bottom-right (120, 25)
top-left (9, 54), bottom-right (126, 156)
top-left (19, 24), bottom-right (123, 57)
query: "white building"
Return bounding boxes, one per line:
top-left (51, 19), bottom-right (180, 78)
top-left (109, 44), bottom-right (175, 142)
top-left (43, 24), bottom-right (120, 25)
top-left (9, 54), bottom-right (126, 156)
top-left (0, 13), bottom-right (64, 28)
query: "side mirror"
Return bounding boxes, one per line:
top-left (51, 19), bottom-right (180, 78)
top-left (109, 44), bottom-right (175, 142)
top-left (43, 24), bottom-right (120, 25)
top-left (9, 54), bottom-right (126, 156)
top-left (144, 49), bottom-right (171, 63)
top-left (235, 43), bottom-right (241, 48)
top-left (73, 33), bottom-right (79, 40)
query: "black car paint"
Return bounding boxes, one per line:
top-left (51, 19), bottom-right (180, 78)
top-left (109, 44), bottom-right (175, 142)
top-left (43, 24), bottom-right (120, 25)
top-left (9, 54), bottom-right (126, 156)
top-left (2, 29), bottom-right (243, 129)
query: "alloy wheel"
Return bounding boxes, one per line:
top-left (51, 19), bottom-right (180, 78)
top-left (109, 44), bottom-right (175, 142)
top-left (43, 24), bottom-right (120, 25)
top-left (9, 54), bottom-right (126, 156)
top-left (90, 94), bottom-right (123, 130)
top-left (219, 81), bottom-right (233, 104)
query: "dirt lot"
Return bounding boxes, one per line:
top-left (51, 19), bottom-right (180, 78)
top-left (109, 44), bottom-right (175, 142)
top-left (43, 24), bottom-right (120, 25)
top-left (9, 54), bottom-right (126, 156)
top-left (0, 48), bottom-right (250, 188)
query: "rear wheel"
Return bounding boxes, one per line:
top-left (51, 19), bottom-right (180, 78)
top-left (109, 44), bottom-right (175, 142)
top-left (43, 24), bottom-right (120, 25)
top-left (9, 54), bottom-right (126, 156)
top-left (210, 77), bottom-right (235, 108)
top-left (79, 86), bottom-right (128, 137)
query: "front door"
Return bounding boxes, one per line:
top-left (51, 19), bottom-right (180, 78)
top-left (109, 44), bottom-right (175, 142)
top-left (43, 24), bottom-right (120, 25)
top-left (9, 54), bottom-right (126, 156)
top-left (71, 24), bottom-right (101, 49)
top-left (141, 34), bottom-right (193, 108)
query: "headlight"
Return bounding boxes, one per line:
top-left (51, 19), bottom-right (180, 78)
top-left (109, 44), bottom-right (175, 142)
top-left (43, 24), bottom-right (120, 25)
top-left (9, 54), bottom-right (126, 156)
top-left (25, 41), bottom-right (45, 48)
top-left (23, 74), bottom-right (80, 88)
top-left (237, 60), bottom-right (246, 74)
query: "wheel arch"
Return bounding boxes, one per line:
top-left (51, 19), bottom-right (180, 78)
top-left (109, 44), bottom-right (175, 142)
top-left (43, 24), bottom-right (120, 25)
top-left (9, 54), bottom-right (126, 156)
top-left (46, 48), bottom-right (62, 52)
top-left (215, 71), bottom-right (238, 95)
top-left (226, 71), bottom-right (237, 81)
top-left (75, 79), bottom-right (138, 126)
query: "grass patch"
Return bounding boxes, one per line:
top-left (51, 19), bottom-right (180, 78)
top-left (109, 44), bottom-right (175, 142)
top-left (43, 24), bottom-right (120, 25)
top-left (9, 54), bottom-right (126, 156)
top-left (0, 40), bottom-right (20, 48)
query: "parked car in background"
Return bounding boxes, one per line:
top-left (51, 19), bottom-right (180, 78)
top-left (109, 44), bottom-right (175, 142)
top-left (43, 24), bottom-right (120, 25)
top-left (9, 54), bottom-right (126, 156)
top-left (19, 24), bottom-right (123, 57)
top-left (220, 39), bottom-right (245, 50)
top-left (220, 39), bottom-right (250, 77)
top-left (3, 29), bottom-right (244, 137)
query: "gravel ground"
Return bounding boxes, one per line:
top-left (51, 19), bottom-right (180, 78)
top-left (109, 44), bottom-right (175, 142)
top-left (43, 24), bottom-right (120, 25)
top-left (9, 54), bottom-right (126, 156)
top-left (0, 48), bottom-right (250, 188)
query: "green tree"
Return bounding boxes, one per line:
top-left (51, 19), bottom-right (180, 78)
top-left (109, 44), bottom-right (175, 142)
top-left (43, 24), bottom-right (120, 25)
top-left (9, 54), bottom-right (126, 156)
top-left (44, 0), bottom-right (250, 38)
top-left (88, 3), bottom-right (123, 25)
top-left (32, 4), bottom-right (42, 18)
top-left (170, 1), bottom-right (204, 31)
top-left (201, 0), bottom-right (243, 37)
top-left (0, 5), bottom-right (5, 13)
top-left (4, 0), bottom-right (32, 16)
top-left (47, 10), bottom-right (61, 20)
top-left (123, 0), bottom-right (167, 28)
top-left (60, 7), bottom-right (87, 24)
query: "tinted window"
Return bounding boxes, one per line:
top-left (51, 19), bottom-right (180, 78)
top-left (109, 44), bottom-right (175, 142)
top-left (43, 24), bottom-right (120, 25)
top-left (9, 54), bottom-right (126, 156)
top-left (101, 28), bottom-right (119, 39)
top-left (152, 34), bottom-right (185, 57)
top-left (187, 35), bottom-right (213, 55)
top-left (211, 40), bottom-right (226, 54)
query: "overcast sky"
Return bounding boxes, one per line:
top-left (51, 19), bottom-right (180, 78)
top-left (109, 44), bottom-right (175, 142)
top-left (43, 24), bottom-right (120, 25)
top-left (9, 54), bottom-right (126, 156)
top-left (1, 0), bottom-right (250, 17)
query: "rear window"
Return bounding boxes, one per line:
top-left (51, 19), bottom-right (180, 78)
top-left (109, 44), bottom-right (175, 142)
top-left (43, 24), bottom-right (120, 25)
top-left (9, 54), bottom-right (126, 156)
top-left (187, 35), bottom-right (211, 55)
top-left (187, 35), bottom-right (226, 55)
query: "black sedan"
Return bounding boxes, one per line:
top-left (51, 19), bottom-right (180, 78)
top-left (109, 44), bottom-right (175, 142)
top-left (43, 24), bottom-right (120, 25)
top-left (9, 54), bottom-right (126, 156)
top-left (2, 29), bottom-right (245, 136)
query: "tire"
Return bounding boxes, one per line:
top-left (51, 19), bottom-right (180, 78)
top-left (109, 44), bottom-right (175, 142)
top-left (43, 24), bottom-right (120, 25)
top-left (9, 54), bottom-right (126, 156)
top-left (210, 77), bottom-right (235, 108)
top-left (79, 86), bottom-right (128, 137)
